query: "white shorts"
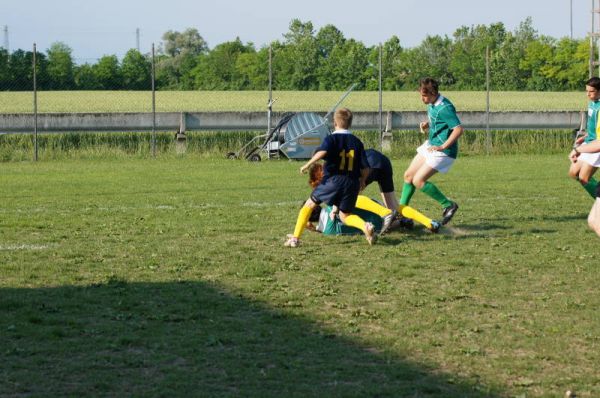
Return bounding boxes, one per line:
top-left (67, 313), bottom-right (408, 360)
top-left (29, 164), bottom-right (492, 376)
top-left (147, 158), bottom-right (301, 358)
top-left (416, 141), bottom-right (456, 174)
top-left (578, 151), bottom-right (600, 168)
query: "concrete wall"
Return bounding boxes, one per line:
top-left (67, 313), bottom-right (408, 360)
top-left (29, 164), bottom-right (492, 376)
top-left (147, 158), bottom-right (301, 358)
top-left (0, 111), bottom-right (582, 134)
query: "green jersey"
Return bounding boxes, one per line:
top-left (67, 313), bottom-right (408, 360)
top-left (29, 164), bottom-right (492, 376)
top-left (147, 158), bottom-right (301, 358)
top-left (319, 206), bottom-right (383, 235)
top-left (586, 99), bottom-right (600, 143)
top-left (427, 95), bottom-right (462, 158)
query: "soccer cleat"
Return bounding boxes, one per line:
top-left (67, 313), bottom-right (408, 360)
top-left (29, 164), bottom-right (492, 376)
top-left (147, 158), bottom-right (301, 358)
top-left (380, 210), bottom-right (397, 236)
top-left (398, 217), bottom-right (414, 230)
top-left (441, 202), bottom-right (459, 225)
top-left (429, 220), bottom-right (441, 233)
top-left (364, 222), bottom-right (377, 245)
top-left (284, 234), bottom-right (300, 248)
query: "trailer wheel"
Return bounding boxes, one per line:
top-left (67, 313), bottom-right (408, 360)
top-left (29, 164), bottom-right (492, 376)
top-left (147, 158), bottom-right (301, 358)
top-left (226, 152), bottom-right (237, 159)
top-left (249, 154), bottom-right (261, 162)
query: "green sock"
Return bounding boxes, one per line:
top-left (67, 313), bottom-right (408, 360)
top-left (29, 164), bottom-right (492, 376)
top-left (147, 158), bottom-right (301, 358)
top-left (583, 178), bottom-right (599, 199)
top-left (420, 181), bottom-right (452, 208)
top-left (400, 182), bottom-right (416, 205)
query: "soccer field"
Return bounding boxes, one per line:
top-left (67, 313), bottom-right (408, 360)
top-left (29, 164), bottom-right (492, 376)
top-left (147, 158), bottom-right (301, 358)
top-left (1, 155), bottom-right (598, 396)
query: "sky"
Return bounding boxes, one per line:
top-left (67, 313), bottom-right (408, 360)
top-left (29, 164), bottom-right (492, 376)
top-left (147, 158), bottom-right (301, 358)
top-left (0, 0), bottom-right (594, 63)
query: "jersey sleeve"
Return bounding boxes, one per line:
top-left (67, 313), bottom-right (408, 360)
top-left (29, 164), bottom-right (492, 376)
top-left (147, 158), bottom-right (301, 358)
top-left (441, 104), bottom-right (461, 129)
top-left (317, 135), bottom-right (333, 153)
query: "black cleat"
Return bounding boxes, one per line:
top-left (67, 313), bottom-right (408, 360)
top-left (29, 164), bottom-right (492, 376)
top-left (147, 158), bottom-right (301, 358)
top-left (398, 217), bottom-right (414, 230)
top-left (441, 202), bottom-right (459, 225)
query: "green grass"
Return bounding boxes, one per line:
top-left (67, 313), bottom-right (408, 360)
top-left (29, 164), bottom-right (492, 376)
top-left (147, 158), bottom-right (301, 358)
top-left (0, 90), bottom-right (588, 113)
top-left (1, 155), bottom-right (599, 397)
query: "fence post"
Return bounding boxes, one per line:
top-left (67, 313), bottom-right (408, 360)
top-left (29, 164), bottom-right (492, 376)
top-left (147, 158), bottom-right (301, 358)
top-left (485, 45), bottom-right (491, 155)
top-left (268, 45), bottom-right (272, 133)
top-left (151, 43), bottom-right (156, 157)
top-left (33, 43), bottom-right (38, 162)
top-left (378, 43), bottom-right (383, 151)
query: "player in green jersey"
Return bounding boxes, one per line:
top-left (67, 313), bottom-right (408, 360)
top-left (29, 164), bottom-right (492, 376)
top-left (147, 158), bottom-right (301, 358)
top-left (569, 77), bottom-right (600, 200)
top-left (399, 77), bottom-right (464, 225)
top-left (570, 138), bottom-right (600, 237)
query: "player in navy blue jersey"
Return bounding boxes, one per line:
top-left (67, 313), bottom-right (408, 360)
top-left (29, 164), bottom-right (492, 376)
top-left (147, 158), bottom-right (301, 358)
top-left (285, 108), bottom-right (376, 247)
top-left (364, 149), bottom-right (440, 233)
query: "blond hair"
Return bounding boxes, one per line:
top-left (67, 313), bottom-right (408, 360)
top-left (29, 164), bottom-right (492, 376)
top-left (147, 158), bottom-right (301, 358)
top-left (334, 108), bottom-right (353, 130)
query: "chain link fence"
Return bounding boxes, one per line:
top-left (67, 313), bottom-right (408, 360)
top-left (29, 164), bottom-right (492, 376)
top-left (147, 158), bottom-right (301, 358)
top-left (0, 42), bottom-right (582, 161)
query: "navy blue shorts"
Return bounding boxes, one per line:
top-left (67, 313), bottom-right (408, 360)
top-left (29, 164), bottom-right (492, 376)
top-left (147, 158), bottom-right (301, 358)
top-left (366, 168), bottom-right (395, 193)
top-left (311, 175), bottom-right (360, 213)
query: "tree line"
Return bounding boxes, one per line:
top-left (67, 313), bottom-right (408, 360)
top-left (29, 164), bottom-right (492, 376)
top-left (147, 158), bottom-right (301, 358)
top-left (0, 18), bottom-right (591, 92)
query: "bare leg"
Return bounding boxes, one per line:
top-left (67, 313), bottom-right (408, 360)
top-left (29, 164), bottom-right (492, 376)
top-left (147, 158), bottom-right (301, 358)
top-left (588, 198), bottom-right (600, 237)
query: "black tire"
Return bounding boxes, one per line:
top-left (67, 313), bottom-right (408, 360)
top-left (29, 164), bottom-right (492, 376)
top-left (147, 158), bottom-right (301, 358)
top-left (226, 152), bottom-right (237, 159)
top-left (248, 153), bottom-right (261, 162)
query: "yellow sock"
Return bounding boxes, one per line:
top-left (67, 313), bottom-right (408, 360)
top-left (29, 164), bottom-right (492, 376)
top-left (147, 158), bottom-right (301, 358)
top-left (293, 206), bottom-right (314, 238)
top-left (398, 205), bottom-right (433, 229)
top-left (356, 195), bottom-right (392, 217)
top-left (343, 214), bottom-right (367, 233)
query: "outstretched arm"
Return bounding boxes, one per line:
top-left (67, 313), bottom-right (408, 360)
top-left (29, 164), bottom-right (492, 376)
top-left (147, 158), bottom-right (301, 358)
top-left (300, 150), bottom-right (327, 174)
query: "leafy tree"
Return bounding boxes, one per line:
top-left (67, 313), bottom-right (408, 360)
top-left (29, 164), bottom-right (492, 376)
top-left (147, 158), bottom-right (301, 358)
top-left (519, 36), bottom-right (556, 90)
top-left (381, 36), bottom-right (404, 90)
top-left (397, 35), bottom-right (453, 90)
top-left (235, 46), bottom-right (269, 90)
top-left (8, 49), bottom-right (48, 90)
top-left (193, 38), bottom-right (255, 89)
top-left (450, 23), bottom-right (507, 89)
top-left (550, 38), bottom-right (587, 90)
top-left (321, 39), bottom-right (369, 90)
top-left (489, 18), bottom-right (537, 90)
top-left (273, 19), bottom-right (319, 90)
top-left (157, 28), bottom-right (208, 89)
top-left (0, 48), bottom-right (9, 90)
top-left (46, 42), bottom-right (75, 90)
top-left (74, 63), bottom-right (100, 89)
top-left (93, 55), bottom-right (122, 89)
top-left (121, 49), bottom-right (151, 90)
top-left (160, 28), bottom-right (208, 57)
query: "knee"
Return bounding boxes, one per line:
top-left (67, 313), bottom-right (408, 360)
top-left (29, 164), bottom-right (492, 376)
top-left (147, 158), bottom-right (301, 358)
top-left (568, 169), bottom-right (578, 180)
top-left (412, 177), bottom-right (426, 189)
top-left (403, 171), bottom-right (413, 183)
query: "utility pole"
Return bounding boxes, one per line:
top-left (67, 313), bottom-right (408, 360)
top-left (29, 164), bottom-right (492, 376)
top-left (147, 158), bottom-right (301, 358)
top-left (3, 25), bottom-right (8, 52)
top-left (136, 28), bottom-right (140, 52)
top-left (591, 0), bottom-right (600, 77)
top-left (571, 0), bottom-right (573, 40)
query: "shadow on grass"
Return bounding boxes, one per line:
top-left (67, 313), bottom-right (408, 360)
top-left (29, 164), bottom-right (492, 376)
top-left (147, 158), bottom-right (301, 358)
top-left (0, 280), bottom-right (501, 397)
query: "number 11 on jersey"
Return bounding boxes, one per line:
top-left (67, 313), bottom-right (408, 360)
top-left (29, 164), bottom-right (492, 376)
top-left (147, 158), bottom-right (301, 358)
top-left (338, 149), bottom-right (355, 172)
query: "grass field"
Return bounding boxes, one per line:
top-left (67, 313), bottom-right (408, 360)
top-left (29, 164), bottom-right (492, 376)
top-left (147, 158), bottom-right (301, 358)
top-left (1, 154), bottom-right (599, 397)
top-left (0, 90), bottom-right (588, 113)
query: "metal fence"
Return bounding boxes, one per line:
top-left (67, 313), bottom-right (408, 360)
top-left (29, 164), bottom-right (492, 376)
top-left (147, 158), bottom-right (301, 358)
top-left (0, 43), bottom-right (585, 160)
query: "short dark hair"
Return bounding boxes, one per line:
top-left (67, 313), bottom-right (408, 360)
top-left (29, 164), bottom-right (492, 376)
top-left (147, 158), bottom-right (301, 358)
top-left (586, 77), bottom-right (600, 91)
top-left (419, 77), bottom-right (439, 95)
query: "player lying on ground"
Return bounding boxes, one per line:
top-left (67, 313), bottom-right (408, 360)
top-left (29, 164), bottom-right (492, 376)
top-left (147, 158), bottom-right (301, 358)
top-left (570, 138), bottom-right (600, 237)
top-left (308, 162), bottom-right (440, 234)
top-left (284, 108), bottom-right (376, 248)
top-left (304, 195), bottom-right (393, 235)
